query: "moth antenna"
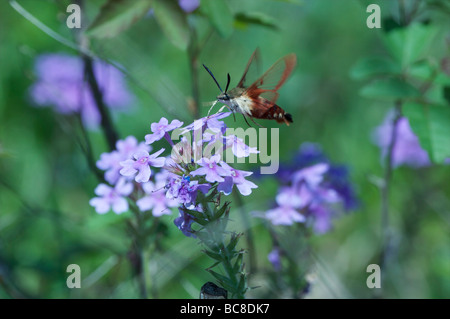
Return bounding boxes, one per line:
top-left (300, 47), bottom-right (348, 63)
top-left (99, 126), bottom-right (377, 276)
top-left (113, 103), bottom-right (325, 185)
top-left (225, 73), bottom-right (231, 93)
top-left (203, 64), bottom-right (223, 93)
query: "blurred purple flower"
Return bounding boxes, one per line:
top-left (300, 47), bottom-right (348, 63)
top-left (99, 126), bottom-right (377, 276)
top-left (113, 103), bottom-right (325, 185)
top-left (29, 53), bottom-right (134, 129)
top-left (265, 186), bottom-right (308, 225)
top-left (273, 142), bottom-right (327, 183)
top-left (179, 0), bottom-right (199, 12)
top-left (258, 145), bottom-right (358, 233)
top-left (89, 178), bottom-right (133, 214)
top-left (293, 163), bottom-right (328, 188)
top-left (373, 112), bottom-right (431, 168)
top-left (136, 179), bottom-right (178, 216)
top-left (268, 248), bottom-right (282, 271)
top-left (120, 148), bottom-right (166, 183)
top-left (97, 136), bottom-right (150, 184)
top-left (325, 165), bottom-right (359, 210)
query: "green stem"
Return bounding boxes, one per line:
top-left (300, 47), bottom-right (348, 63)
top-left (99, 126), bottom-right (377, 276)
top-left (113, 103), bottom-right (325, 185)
top-left (129, 205), bottom-right (149, 299)
top-left (82, 55), bottom-right (120, 151)
top-left (233, 191), bottom-right (257, 274)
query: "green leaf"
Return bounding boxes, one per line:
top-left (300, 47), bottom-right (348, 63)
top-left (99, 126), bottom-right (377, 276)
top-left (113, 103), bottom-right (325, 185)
top-left (237, 273), bottom-right (247, 293)
top-left (153, 0), bottom-right (190, 50)
top-left (360, 78), bottom-right (420, 100)
top-left (86, 0), bottom-right (152, 38)
top-left (201, 0), bottom-right (233, 38)
top-left (403, 102), bottom-right (450, 163)
top-left (226, 232), bottom-right (241, 252)
top-left (383, 23), bottom-right (438, 67)
top-left (207, 270), bottom-right (235, 291)
top-left (350, 57), bottom-right (401, 80)
top-left (214, 202), bottom-right (230, 220)
top-left (408, 60), bottom-right (435, 81)
top-left (234, 12), bottom-right (278, 30)
top-left (232, 252), bottom-right (244, 273)
top-left (203, 249), bottom-right (222, 261)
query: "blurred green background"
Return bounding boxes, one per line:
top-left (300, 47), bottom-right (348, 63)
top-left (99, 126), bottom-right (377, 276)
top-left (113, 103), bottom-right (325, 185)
top-left (0, 0), bottom-right (449, 298)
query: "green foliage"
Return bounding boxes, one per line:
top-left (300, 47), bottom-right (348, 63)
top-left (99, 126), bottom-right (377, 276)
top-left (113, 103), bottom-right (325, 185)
top-left (383, 23), bottom-right (438, 67)
top-left (234, 12), bottom-right (278, 30)
top-left (350, 57), bottom-right (401, 80)
top-left (359, 78), bottom-right (420, 100)
top-left (86, 0), bottom-right (153, 38)
top-left (353, 18), bottom-right (450, 165)
top-left (403, 102), bottom-right (450, 163)
top-left (200, 0), bottom-right (234, 38)
top-left (153, 0), bottom-right (190, 50)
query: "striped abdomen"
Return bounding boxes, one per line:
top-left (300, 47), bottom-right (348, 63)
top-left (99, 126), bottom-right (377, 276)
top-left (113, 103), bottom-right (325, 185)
top-left (250, 97), bottom-right (293, 126)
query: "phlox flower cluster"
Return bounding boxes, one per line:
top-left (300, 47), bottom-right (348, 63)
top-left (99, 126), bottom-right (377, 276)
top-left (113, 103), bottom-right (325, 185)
top-left (260, 143), bottom-right (358, 234)
top-left (90, 113), bottom-right (259, 237)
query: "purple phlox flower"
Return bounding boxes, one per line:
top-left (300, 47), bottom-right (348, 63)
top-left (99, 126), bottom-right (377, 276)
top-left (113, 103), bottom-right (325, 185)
top-left (29, 53), bottom-right (134, 129)
top-left (217, 162), bottom-right (258, 196)
top-left (97, 136), bottom-right (150, 184)
top-left (294, 143), bottom-right (328, 167)
top-left (265, 187), bottom-right (307, 225)
top-left (293, 163), bottom-right (329, 188)
top-left (166, 174), bottom-right (210, 205)
top-left (182, 112), bottom-right (231, 134)
top-left (171, 136), bottom-right (202, 165)
top-left (179, 0), bottom-right (200, 12)
top-left (258, 142), bottom-right (358, 232)
top-left (145, 117), bottom-right (183, 145)
top-left (190, 154), bottom-right (230, 183)
top-left (97, 150), bottom-right (123, 185)
top-left (120, 148), bottom-right (166, 183)
top-left (89, 178), bottom-right (133, 214)
top-left (136, 180), bottom-right (178, 217)
top-left (166, 175), bottom-right (199, 205)
top-left (325, 165), bottom-right (359, 211)
top-left (373, 112), bottom-right (431, 168)
top-left (265, 205), bottom-right (306, 226)
top-left (225, 135), bottom-right (259, 158)
top-left (275, 142), bottom-right (328, 182)
top-left (116, 135), bottom-right (150, 158)
top-left (309, 205), bottom-right (333, 234)
top-left (268, 247), bottom-right (282, 271)
top-left (174, 205), bottom-right (200, 238)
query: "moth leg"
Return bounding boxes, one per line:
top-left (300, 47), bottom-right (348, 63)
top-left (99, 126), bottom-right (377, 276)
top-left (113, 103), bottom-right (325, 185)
top-left (241, 113), bottom-right (253, 127)
top-left (249, 116), bottom-right (264, 128)
top-left (215, 104), bottom-right (236, 122)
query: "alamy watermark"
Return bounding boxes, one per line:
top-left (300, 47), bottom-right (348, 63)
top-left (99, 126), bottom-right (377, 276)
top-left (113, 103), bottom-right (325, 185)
top-left (170, 126), bottom-right (280, 175)
top-left (366, 264), bottom-right (381, 289)
top-left (366, 4), bottom-right (381, 29)
top-left (66, 4), bottom-right (81, 29)
top-left (66, 264), bottom-right (81, 288)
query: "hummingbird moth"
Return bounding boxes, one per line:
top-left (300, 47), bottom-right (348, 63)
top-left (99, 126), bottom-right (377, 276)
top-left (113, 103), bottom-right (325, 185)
top-left (203, 48), bottom-right (296, 126)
